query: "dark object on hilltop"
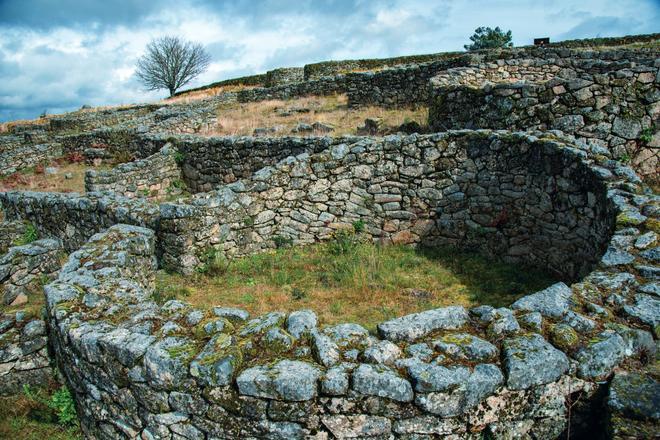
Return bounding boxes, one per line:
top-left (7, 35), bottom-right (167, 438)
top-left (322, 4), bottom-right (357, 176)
top-left (464, 27), bottom-right (513, 51)
top-left (136, 36), bottom-right (211, 97)
top-left (534, 37), bottom-right (550, 46)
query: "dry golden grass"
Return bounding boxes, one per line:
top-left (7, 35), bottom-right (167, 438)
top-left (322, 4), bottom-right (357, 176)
top-left (164, 84), bottom-right (256, 105)
top-left (155, 237), bottom-right (555, 331)
top-left (209, 94), bottom-right (428, 137)
top-left (0, 161), bottom-right (96, 193)
top-left (0, 118), bottom-right (50, 133)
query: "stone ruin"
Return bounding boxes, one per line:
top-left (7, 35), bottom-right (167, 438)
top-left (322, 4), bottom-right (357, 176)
top-left (0, 34), bottom-right (659, 439)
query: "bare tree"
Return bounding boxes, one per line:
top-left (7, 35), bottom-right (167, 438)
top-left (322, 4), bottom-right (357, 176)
top-left (136, 36), bottom-right (211, 97)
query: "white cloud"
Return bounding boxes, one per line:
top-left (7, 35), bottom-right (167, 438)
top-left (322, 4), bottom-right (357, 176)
top-left (0, 0), bottom-right (658, 121)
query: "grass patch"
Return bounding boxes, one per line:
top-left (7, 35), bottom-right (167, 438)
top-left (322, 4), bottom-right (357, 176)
top-left (13, 222), bottom-right (39, 246)
top-left (210, 94), bottom-right (428, 137)
top-left (0, 161), bottom-right (98, 193)
top-left (156, 237), bottom-right (556, 331)
top-left (0, 385), bottom-right (81, 440)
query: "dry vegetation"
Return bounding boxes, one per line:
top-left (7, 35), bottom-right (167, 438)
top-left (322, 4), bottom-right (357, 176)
top-left (210, 94), bottom-right (428, 137)
top-left (163, 84), bottom-right (256, 104)
top-left (155, 233), bottom-right (556, 331)
top-left (0, 160), bottom-right (94, 193)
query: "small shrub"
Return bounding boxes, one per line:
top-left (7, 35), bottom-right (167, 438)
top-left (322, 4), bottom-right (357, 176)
top-left (152, 285), bottom-right (191, 304)
top-left (273, 235), bottom-right (293, 249)
top-left (352, 219), bottom-right (366, 233)
top-left (326, 229), bottom-right (359, 255)
top-left (173, 151), bottom-right (185, 164)
top-left (15, 223), bottom-right (39, 246)
top-left (290, 287), bottom-right (307, 301)
top-left (618, 152), bottom-right (631, 164)
top-left (639, 127), bottom-right (655, 144)
top-left (329, 301), bottom-right (343, 315)
top-left (171, 179), bottom-right (186, 189)
top-left (112, 150), bottom-right (134, 164)
top-left (23, 385), bottom-right (78, 427)
top-left (240, 293), bottom-right (255, 304)
top-left (197, 247), bottom-right (229, 276)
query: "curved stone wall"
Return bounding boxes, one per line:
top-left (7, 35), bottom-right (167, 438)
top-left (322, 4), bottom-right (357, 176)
top-left (28, 128), bottom-right (658, 439)
top-left (159, 131), bottom-right (615, 280)
top-left (429, 53), bottom-right (660, 180)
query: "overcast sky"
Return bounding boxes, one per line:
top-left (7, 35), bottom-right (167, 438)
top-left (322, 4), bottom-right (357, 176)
top-left (1, 0), bottom-right (658, 122)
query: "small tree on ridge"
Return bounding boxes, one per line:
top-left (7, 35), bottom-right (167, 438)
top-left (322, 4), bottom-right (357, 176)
top-left (136, 36), bottom-right (211, 97)
top-left (464, 26), bottom-right (513, 51)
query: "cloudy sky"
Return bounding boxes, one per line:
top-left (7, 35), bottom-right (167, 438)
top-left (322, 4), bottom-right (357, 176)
top-left (1, 0), bottom-right (658, 122)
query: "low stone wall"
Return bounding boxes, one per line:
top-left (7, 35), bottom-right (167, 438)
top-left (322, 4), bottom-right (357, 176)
top-left (345, 56), bottom-right (474, 108)
top-left (85, 145), bottom-right (183, 199)
top-left (0, 220), bottom-right (30, 254)
top-left (429, 53), bottom-right (660, 180)
top-left (0, 314), bottom-right (52, 396)
top-left (236, 76), bottom-right (348, 103)
top-left (265, 67), bottom-right (305, 87)
top-left (49, 105), bottom-right (160, 133)
top-left (0, 140), bottom-right (63, 177)
top-left (0, 191), bottom-right (160, 253)
top-left (304, 52), bottom-right (463, 81)
top-left (174, 135), bottom-right (336, 193)
top-left (0, 238), bottom-right (64, 306)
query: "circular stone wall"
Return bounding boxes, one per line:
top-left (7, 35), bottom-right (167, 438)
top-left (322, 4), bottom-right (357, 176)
top-left (20, 130), bottom-right (660, 439)
top-left (159, 130), bottom-right (615, 280)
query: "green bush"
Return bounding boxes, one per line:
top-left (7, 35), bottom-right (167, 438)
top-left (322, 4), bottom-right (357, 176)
top-left (173, 151), bottom-right (185, 164)
top-left (14, 223), bottom-right (39, 246)
top-left (326, 229), bottom-right (360, 255)
top-left (273, 235), bottom-right (294, 249)
top-left (196, 247), bottom-right (229, 276)
top-left (352, 219), bottom-right (366, 233)
top-left (23, 385), bottom-right (78, 427)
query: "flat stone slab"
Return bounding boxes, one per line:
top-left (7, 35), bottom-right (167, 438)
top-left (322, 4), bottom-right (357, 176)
top-left (623, 294), bottom-right (660, 327)
top-left (608, 371), bottom-right (660, 420)
top-left (352, 364), bottom-right (413, 402)
top-left (322, 415), bottom-right (392, 438)
top-left (502, 334), bottom-right (569, 390)
top-left (576, 331), bottom-right (626, 380)
top-left (236, 360), bottom-right (320, 401)
top-left (377, 306), bottom-right (469, 342)
top-left (432, 333), bottom-right (498, 362)
top-left (511, 282), bottom-right (572, 318)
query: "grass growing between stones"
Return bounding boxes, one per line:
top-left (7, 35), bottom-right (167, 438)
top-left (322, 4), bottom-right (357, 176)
top-left (156, 237), bottom-right (557, 331)
top-left (0, 385), bottom-right (81, 440)
top-left (210, 94), bottom-right (428, 137)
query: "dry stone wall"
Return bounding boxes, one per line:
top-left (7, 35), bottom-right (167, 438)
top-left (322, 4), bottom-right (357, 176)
top-left (85, 145), bottom-right (183, 199)
top-left (37, 127), bottom-right (660, 438)
top-left (429, 50), bottom-right (660, 180)
top-left (0, 191), bottom-right (160, 253)
top-left (0, 313), bottom-right (52, 396)
top-left (160, 131), bottom-right (615, 281)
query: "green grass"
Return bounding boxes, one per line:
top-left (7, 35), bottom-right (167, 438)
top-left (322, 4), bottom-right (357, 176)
top-left (156, 236), bottom-right (557, 330)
